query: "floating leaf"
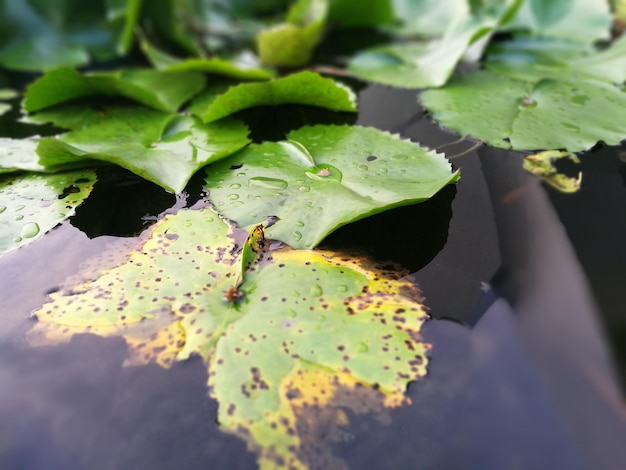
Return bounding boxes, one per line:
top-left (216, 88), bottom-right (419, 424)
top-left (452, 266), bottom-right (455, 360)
top-left (204, 124), bottom-right (458, 249)
top-left (24, 67), bottom-right (206, 113)
top-left (328, 0), bottom-right (394, 28)
top-left (195, 71), bottom-right (357, 123)
top-left (0, 0), bottom-right (122, 71)
top-left (257, 0), bottom-right (328, 67)
top-left (0, 137), bottom-right (97, 174)
top-left (0, 170), bottom-right (95, 255)
top-left (347, 0), bottom-right (521, 88)
top-left (29, 207), bottom-right (429, 469)
top-left (140, 39), bottom-right (274, 80)
top-left (390, 0), bottom-right (468, 37)
top-left (485, 35), bottom-right (626, 85)
top-left (36, 105), bottom-right (251, 193)
top-left (505, 0), bottom-right (612, 44)
top-left (523, 150), bottom-right (582, 193)
top-left (420, 69), bottom-right (626, 151)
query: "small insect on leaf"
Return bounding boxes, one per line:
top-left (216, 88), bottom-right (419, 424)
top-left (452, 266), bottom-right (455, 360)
top-left (223, 285), bottom-right (245, 303)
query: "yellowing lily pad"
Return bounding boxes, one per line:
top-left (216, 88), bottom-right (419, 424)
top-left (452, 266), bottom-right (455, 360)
top-left (29, 207), bottom-right (430, 469)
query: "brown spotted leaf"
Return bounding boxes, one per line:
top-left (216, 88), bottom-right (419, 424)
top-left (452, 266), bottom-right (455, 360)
top-left (29, 207), bottom-right (429, 469)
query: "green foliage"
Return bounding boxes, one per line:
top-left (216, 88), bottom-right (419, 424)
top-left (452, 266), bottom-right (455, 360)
top-left (348, 0), bottom-right (522, 88)
top-left (421, 69), bottom-right (626, 151)
top-left (29, 207), bottom-right (429, 469)
top-left (204, 124), bottom-right (458, 249)
top-left (193, 71), bottom-right (357, 123)
top-left (0, 0), bottom-right (123, 71)
top-left (24, 67), bottom-right (206, 113)
top-left (258, 0), bottom-right (328, 67)
top-left (0, 169), bottom-right (95, 254)
top-left (328, 0), bottom-right (394, 28)
top-left (36, 105), bottom-right (251, 193)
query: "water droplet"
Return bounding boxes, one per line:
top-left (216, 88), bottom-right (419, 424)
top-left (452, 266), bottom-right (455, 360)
top-left (295, 221), bottom-right (305, 227)
top-left (0, 206), bottom-right (6, 214)
top-left (14, 215), bottom-right (24, 221)
top-left (305, 164), bottom-right (343, 182)
top-left (298, 185), bottom-right (311, 192)
top-left (286, 309), bottom-right (297, 318)
top-left (248, 177), bottom-right (288, 190)
top-left (392, 154), bottom-right (408, 161)
top-left (293, 290), bottom-right (301, 297)
top-left (338, 284), bottom-right (348, 292)
top-left (38, 200), bottom-right (53, 208)
top-left (356, 342), bottom-right (369, 353)
top-left (357, 164), bottom-right (368, 171)
top-left (20, 222), bottom-right (40, 238)
top-left (15, 204), bottom-right (25, 212)
top-left (293, 231), bottom-right (302, 241)
top-left (227, 194), bottom-right (239, 200)
top-left (13, 237), bottom-right (22, 243)
top-left (237, 172), bottom-right (246, 177)
top-left (263, 152), bottom-right (276, 157)
top-left (379, 168), bottom-right (388, 173)
top-left (310, 284), bottom-right (323, 297)
top-left (229, 183), bottom-right (241, 189)
top-left (231, 200), bottom-right (244, 207)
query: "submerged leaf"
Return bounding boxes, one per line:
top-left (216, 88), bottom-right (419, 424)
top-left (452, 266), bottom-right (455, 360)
top-left (204, 124), bottom-right (458, 249)
top-left (420, 69), bottom-right (626, 151)
top-left (24, 67), bottom-right (206, 113)
top-left (194, 71), bottom-right (357, 123)
top-left (0, 170), bottom-right (95, 255)
top-left (36, 105), bottom-right (251, 193)
top-left (29, 207), bottom-right (430, 469)
top-left (523, 150), bottom-right (582, 193)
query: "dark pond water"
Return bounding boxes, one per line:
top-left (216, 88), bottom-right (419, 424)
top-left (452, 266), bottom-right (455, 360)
top-left (1, 81), bottom-right (626, 470)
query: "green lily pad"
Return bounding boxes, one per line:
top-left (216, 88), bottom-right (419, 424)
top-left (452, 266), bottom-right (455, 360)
top-left (195, 71), bottom-right (357, 123)
top-left (204, 124), bottom-right (458, 249)
top-left (0, 169), bottom-right (95, 255)
top-left (140, 39), bottom-right (274, 81)
top-left (24, 67), bottom-right (206, 113)
top-left (36, 105), bottom-right (251, 193)
top-left (347, 0), bottom-right (521, 88)
top-left (485, 35), bottom-right (626, 85)
top-left (420, 69), bottom-right (626, 151)
top-left (29, 207), bottom-right (429, 469)
top-left (257, 0), bottom-right (328, 67)
top-left (0, 137), bottom-right (97, 174)
top-left (505, 0), bottom-right (611, 44)
top-left (390, 0), bottom-right (469, 37)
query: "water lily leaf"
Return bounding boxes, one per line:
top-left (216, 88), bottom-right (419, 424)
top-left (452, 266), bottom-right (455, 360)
top-left (0, 169), bottom-right (95, 255)
top-left (28, 207), bottom-right (429, 469)
top-left (0, 104), bottom-right (9, 116)
top-left (420, 69), bottom-right (626, 151)
top-left (347, 0), bottom-right (521, 88)
top-left (390, 0), bottom-right (469, 37)
top-left (485, 35), bottom-right (626, 85)
top-left (523, 150), bottom-right (582, 193)
top-left (505, 0), bottom-right (612, 44)
top-left (0, 0), bottom-right (128, 71)
top-left (204, 124), bottom-right (458, 249)
top-left (23, 67), bottom-right (206, 113)
top-left (195, 71), bottom-right (357, 123)
top-left (257, 0), bottom-right (328, 67)
top-left (140, 39), bottom-right (274, 81)
top-left (36, 105), bottom-right (251, 193)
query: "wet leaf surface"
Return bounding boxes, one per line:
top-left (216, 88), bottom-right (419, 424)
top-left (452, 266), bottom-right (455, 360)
top-left (28, 207), bottom-right (430, 469)
top-left (194, 71), bottom-right (357, 123)
top-left (204, 124), bottom-right (458, 249)
top-left (24, 67), bottom-right (206, 113)
top-left (421, 69), bottom-right (626, 151)
top-left (35, 105), bottom-right (251, 193)
top-left (0, 169), bottom-right (95, 254)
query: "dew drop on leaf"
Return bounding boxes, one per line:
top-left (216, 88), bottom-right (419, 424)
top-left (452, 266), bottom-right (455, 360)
top-left (248, 177), bottom-right (288, 190)
top-left (20, 222), bottom-right (40, 238)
